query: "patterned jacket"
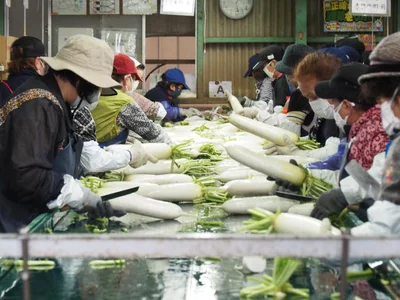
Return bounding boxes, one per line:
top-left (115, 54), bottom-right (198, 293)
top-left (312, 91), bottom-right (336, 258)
top-left (348, 104), bottom-right (390, 170)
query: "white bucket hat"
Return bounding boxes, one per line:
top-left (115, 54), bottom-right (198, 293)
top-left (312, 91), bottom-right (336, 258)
top-left (41, 35), bottom-right (120, 88)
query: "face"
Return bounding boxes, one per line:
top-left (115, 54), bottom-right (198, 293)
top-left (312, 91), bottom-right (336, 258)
top-left (170, 83), bottom-right (183, 92)
top-left (122, 75), bottom-right (133, 93)
top-left (35, 58), bottom-right (46, 75)
top-left (297, 76), bottom-right (319, 100)
top-left (265, 60), bottom-right (277, 74)
top-left (335, 99), bottom-right (356, 124)
top-left (136, 69), bottom-right (144, 80)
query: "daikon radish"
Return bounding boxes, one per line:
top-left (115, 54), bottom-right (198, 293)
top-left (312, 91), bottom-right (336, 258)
top-left (223, 196), bottom-right (299, 214)
top-left (287, 203), bottom-right (315, 216)
top-left (225, 90), bottom-right (244, 114)
top-left (215, 160), bottom-right (241, 174)
top-left (142, 143), bottom-right (172, 160)
top-left (216, 168), bottom-right (265, 182)
top-left (229, 114), bottom-right (298, 146)
top-left (270, 155), bottom-right (320, 165)
top-left (136, 182), bottom-right (202, 202)
top-left (127, 159), bottom-right (187, 175)
top-left (125, 174), bottom-right (193, 185)
top-left (222, 178), bottom-right (277, 196)
top-left (109, 194), bottom-right (183, 219)
top-left (241, 208), bottom-right (341, 235)
top-left (274, 213), bottom-right (341, 236)
top-left (242, 256), bottom-right (267, 274)
top-left (225, 146), bottom-right (305, 185)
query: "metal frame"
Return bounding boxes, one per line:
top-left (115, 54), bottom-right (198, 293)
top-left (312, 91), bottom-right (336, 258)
top-left (1, 232), bottom-right (400, 259)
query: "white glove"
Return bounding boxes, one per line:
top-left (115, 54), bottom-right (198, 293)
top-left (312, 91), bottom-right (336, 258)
top-left (127, 140), bottom-right (159, 168)
top-left (47, 175), bottom-right (101, 211)
top-left (238, 107), bottom-right (259, 119)
top-left (309, 169), bottom-right (339, 187)
top-left (180, 107), bottom-right (202, 117)
top-left (263, 142), bottom-right (278, 155)
top-left (262, 135), bottom-right (299, 156)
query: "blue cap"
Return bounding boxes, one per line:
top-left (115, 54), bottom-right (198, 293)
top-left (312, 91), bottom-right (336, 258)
top-left (339, 46), bottom-right (360, 62)
top-left (162, 68), bottom-right (190, 90)
top-left (319, 47), bottom-right (351, 64)
top-left (244, 54), bottom-right (264, 77)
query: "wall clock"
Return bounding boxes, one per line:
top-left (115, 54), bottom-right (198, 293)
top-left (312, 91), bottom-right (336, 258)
top-left (219, 0), bottom-right (253, 20)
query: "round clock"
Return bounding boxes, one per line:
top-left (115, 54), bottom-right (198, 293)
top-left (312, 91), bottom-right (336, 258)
top-left (219, 0), bottom-right (254, 20)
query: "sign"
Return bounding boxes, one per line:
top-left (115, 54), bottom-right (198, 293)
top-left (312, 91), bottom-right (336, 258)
top-left (324, 0), bottom-right (384, 32)
top-left (351, 0), bottom-right (390, 16)
top-left (6, 0), bottom-right (11, 8)
top-left (23, 0), bottom-right (29, 9)
top-left (160, 0), bottom-right (196, 16)
top-left (123, 0), bottom-right (157, 15)
top-left (209, 81), bottom-right (232, 98)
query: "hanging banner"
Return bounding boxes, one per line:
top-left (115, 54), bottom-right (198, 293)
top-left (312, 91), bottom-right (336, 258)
top-left (324, 0), bottom-right (384, 32)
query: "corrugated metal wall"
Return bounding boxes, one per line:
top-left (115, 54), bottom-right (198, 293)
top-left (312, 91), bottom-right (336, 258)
top-left (202, 0), bottom-right (295, 98)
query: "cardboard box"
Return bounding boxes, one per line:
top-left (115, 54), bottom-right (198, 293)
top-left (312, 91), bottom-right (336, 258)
top-left (0, 36), bottom-right (18, 79)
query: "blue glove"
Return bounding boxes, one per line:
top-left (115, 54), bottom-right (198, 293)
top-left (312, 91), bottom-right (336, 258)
top-left (307, 142), bottom-right (346, 171)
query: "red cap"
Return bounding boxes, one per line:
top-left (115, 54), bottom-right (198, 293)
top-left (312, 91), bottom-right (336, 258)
top-left (113, 53), bottom-right (143, 81)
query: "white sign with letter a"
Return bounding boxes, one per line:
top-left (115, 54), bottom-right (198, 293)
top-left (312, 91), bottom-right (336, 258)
top-left (209, 81), bottom-right (232, 98)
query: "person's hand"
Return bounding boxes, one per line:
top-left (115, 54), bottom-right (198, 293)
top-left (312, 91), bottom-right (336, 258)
top-left (310, 188), bottom-right (348, 220)
top-left (127, 141), bottom-right (158, 168)
top-left (86, 201), bottom-right (126, 219)
top-left (277, 135), bottom-right (300, 154)
top-left (263, 142), bottom-right (278, 155)
top-left (238, 107), bottom-right (259, 119)
top-left (180, 108), bottom-right (202, 117)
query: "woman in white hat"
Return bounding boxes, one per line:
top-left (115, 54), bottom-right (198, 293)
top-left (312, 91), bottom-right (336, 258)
top-left (0, 35), bottom-right (155, 232)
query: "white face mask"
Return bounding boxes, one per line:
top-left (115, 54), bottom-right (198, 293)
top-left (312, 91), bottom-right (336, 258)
top-left (125, 76), bottom-right (136, 97)
top-left (309, 98), bottom-right (335, 119)
top-left (132, 80), bottom-right (140, 91)
top-left (333, 101), bottom-right (351, 132)
top-left (71, 96), bottom-right (82, 109)
top-left (263, 61), bottom-right (274, 79)
top-left (381, 96), bottom-right (400, 137)
top-left (71, 89), bottom-right (100, 111)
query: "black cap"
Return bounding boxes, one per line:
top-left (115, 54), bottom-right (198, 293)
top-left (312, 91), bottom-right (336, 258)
top-left (275, 44), bottom-right (315, 75)
top-left (10, 36), bottom-right (46, 59)
top-left (315, 62), bottom-right (368, 103)
top-left (335, 37), bottom-right (366, 56)
top-left (258, 45), bottom-right (285, 63)
top-left (244, 54), bottom-right (264, 77)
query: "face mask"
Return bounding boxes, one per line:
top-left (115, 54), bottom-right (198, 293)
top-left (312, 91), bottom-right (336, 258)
top-left (381, 98), bottom-right (400, 137)
top-left (263, 62), bottom-right (274, 79)
top-left (309, 98), bottom-right (335, 119)
top-left (132, 80), bottom-right (140, 91)
top-left (333, 102), bottom-right (349, 132)
top-left (171, 89), bottom-right (182, 99)
top-left (71, 96), bottom-right (82, 109)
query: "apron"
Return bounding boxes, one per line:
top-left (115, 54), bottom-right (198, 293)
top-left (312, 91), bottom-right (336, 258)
top-left (0, 132), bottom-right (83, 233)
top-left (99, 129), bottom-right (128, 148)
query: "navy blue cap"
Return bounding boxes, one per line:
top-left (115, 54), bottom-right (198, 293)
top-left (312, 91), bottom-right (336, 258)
top-left (339, 46), bottom-right (360, 62)
top-left (319, 47), bottom-right (350, 64)
top-left (162, 68), bottom-right (189, 90)
top-left (244, 54), bottom-right (263, 78)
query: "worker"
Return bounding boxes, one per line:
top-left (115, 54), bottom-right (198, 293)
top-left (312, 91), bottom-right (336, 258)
top-left (0, 36), bottom-right (144, 177)
top-left (259, 45), bottom-right (290, 108)
top-left (0, 36), bottom-right (47, 106)
top-left (246, 44), bottom-right (316, 137)
top-left (310, 33), bottom-right (400, 223)
top-left (145, 68), bottom-right (199, 122)
top-left (0, 35), bottom-right (157, 233)
top-left (335, 36), bottom-right (366, 61)
top-left (128, 57), bottom-right (167, 122)
top-left (240, 45), bottom-right (289, 116)
top-left (91, 53), bottom-right (171, 146)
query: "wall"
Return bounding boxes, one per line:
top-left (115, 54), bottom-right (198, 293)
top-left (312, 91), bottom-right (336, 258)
top-left (200, 0), bottom-right (295, 98)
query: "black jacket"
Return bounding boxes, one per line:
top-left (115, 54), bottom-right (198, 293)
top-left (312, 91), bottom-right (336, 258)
top-left (0, 73), bottom-right (71, 211)
top-left (272, 75), bottom-right (290, 107)
top-left (0, 69), bottom-right (38, 107)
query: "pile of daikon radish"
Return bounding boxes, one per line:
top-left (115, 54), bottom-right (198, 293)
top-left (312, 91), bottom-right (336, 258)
top-left (84, 108), bottom-right (339, 235)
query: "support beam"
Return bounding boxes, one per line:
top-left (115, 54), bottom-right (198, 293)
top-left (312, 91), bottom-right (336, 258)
top-left (0, 0), bottom-right (4, 35)
top-left (205, 37), bottom-right (295, 44)
top-left (295, 0), bottom-right (308, 44)
top-left (196, 0), bottom-right (204, 98)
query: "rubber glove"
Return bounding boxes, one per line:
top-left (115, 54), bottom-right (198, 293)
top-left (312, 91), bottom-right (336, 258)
top-left (263, 141), bottom-right (278, 155)
top-left (180, 108), bottom-right (202, 117)
top-left (126, 141), bottom-right (158, 168)
top-left (238, 107), bottom-right (259, 119)
top-left (85, 201), bottom-right (126, 219)
top-left (310, 188), bottom-right (348, 220)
